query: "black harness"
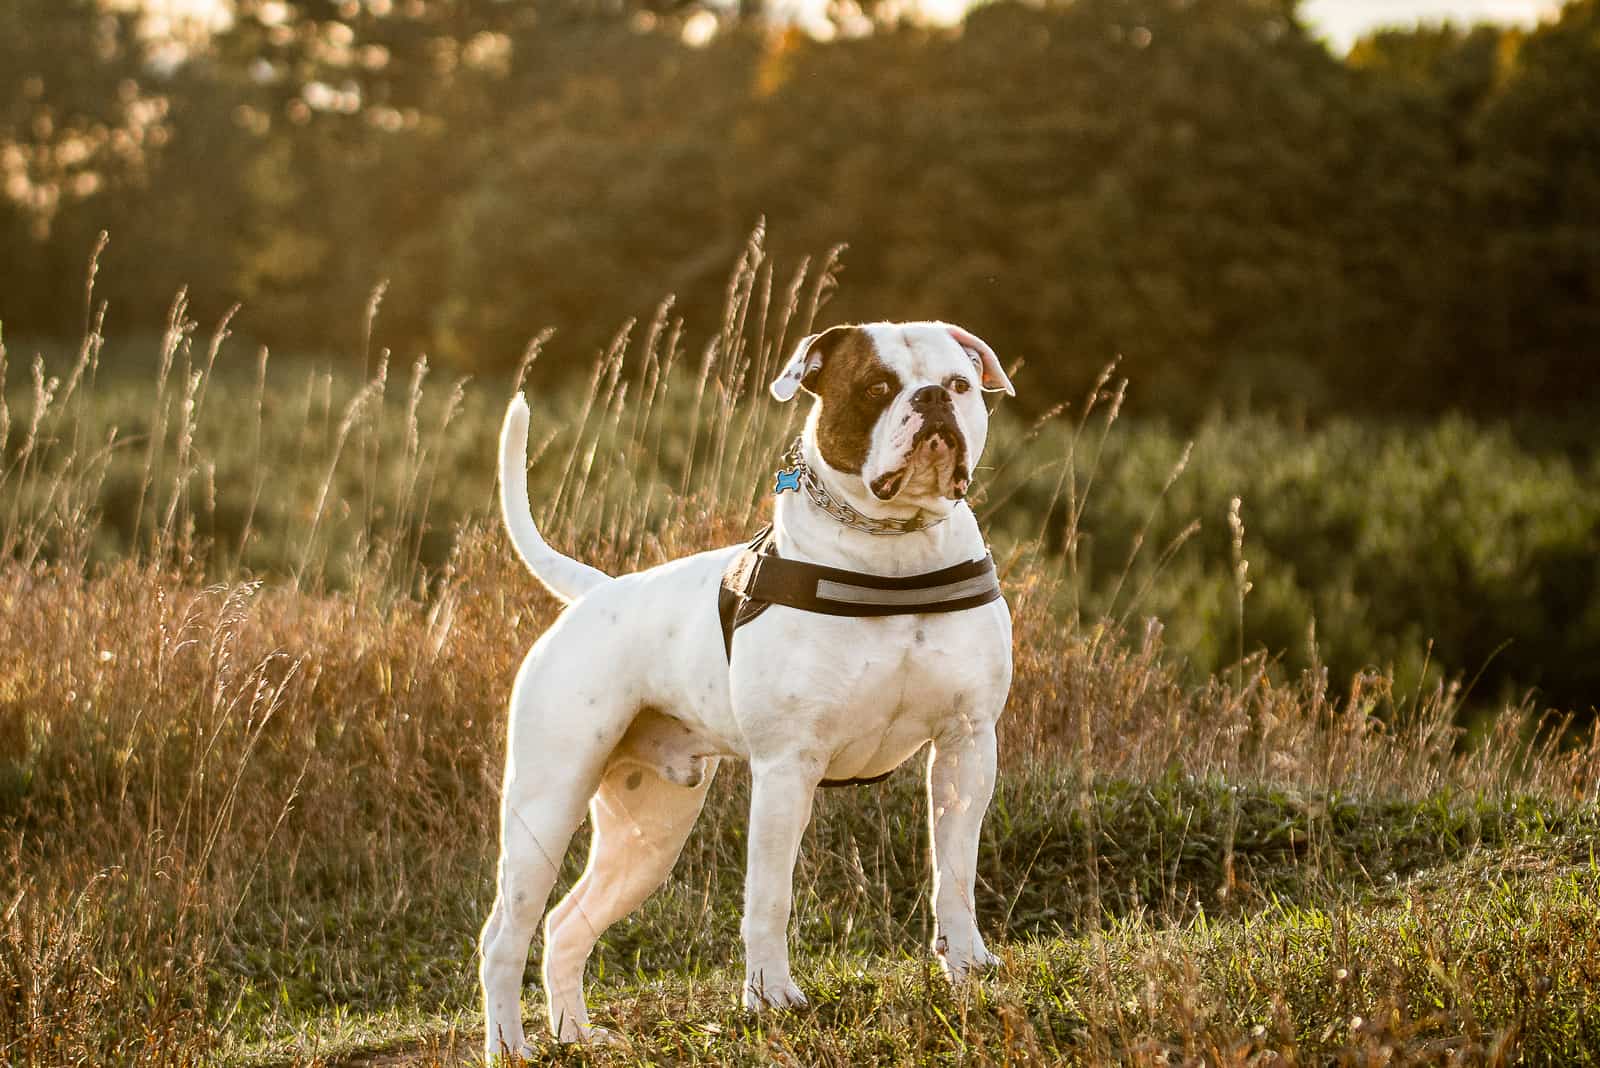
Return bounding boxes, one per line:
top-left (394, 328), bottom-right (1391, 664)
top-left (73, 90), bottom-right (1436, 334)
top-left (716, 525), bottom-right (1004, 787)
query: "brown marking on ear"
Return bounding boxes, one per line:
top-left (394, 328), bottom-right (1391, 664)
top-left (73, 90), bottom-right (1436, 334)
top-left (808, 327), bottom-right (901, 474)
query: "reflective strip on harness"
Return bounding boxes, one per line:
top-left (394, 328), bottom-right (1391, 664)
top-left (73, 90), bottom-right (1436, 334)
top-left (815, 572), bottom-right (1000, 607)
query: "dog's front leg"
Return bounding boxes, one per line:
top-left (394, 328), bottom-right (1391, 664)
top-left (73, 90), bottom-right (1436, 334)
top-left (927, 721), bottom-right (1001, 980)
top-left (741, 757), bottom-right (823, 1010)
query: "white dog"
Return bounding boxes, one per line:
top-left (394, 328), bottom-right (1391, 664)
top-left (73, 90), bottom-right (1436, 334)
top-left (480, 321), bottom-right (1016, 1057)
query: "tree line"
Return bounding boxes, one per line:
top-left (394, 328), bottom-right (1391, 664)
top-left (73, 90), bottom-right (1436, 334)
top-left (3, 0), bottom-right (1597, 421)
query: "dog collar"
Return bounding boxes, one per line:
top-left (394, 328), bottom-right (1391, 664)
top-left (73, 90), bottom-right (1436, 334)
top-left (773, 438), bottom-right (951, 536)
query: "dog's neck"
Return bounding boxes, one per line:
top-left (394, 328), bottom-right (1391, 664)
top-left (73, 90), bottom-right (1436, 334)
top-left (773, 439), bottom-right (986, 576)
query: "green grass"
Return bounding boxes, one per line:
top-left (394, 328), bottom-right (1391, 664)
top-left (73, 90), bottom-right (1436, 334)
top-left (220, 779), bottom-right (1600, 1065)
top-left (212, 770), bottom-right (1600, 1046)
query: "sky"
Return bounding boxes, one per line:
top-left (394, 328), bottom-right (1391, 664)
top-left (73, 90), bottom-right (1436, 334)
top-left (135, 0), bottom-right (1562, 49)
top-left (1301, 0), bottom-right (1559, 49)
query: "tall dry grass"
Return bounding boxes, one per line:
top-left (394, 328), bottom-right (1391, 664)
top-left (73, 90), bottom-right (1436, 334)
top-left (3, 230), bottom-right (1598, 1064)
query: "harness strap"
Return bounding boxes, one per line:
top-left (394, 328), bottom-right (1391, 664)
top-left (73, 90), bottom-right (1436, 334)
top-left (716, 528), bottom-right (1003, 789)
top-left (744, 551), bottom-right (1001, 618)
top-left (717, 526), bottom-right (780, 659)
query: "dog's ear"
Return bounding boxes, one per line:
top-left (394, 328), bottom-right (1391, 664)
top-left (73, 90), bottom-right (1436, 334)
top-left (770, 325), bottom-right (851, 402)
top-left (942, 323), bottom-right (1015, 396)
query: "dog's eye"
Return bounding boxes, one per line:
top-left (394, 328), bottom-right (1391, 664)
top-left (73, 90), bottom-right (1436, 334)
top-left (948, 376), bottom-right (972, 395)
top-left (865, 380), bottom-right (892, 399)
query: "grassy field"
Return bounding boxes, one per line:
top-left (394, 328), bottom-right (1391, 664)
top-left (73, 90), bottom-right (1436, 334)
top-left (4, 245), bottom-right (1600, 1065)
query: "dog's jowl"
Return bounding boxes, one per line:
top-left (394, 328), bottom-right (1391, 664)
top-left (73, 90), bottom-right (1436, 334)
top-left (480, 321), bottom-right (1016, 1058)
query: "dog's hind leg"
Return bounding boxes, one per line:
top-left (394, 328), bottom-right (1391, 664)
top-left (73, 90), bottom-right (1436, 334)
top-left (542, 757), bottom-right (720, 1042)
top-left (480, 669), bottom-right (625, 1061)
top-left (479, 777), bottom-right (592, 1061)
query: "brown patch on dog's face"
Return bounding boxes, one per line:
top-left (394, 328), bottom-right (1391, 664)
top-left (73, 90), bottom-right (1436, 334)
top-left (804, 327), bottom-right (901, 474)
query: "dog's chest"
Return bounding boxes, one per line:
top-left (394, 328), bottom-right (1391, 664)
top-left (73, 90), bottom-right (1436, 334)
top-left (840, 614), bottom-right (980, 709)
top-left (729, 603), bottom-right (1009, 775)
top-left (829, 618), bottom-right (989, 775)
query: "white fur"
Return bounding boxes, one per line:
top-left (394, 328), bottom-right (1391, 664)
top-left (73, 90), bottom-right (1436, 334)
top-left (480, 322), bottom-right (1013, 1059)
top-left (499, 396), bottom-right (613, 603)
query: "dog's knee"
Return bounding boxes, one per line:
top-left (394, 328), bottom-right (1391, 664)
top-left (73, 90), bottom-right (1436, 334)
top-left (479, 904), bottom-right (531, 981)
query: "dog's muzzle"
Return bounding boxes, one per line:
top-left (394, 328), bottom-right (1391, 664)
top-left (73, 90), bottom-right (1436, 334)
top-left (878, 387), bottom-right (968, 500)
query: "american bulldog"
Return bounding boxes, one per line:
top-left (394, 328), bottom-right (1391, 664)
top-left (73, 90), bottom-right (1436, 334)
top-left (480, 321), bottom-right (1016, 1057)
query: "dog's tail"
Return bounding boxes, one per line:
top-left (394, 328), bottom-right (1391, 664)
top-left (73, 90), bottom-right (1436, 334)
top-left (499, 393), bottom-right (612, 603)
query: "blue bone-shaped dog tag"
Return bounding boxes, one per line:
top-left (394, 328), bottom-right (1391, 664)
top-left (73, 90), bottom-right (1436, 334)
top-left (774, 468), bottom-right (802, 494)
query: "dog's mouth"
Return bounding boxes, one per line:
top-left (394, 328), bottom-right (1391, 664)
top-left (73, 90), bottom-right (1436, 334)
top-left (868, 422), bottom-right (969, 502)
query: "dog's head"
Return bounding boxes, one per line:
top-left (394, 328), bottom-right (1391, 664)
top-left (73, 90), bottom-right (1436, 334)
top-left (769, 322), bottom-right (1014, 513)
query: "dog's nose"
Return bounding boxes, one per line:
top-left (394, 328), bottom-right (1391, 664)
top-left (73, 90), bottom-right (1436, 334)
top-left (911, 385), bottom-right (951, 409)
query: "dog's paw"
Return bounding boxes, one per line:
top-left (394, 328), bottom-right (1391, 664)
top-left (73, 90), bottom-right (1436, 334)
top-left (553, 1019), bottom-right (620, 1046)
top-left (484, 1039), bottom-right (538, 1064)
top-left (934, 933), bottom-right (1001, 982)
top-left (742, 975), bottom-right (810, 1011)
top-left (574, 1025), bottom-right (621, 1046)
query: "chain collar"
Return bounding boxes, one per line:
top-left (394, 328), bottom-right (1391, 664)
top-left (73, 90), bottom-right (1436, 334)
top-left (773, 437), bottom-right (951, 536)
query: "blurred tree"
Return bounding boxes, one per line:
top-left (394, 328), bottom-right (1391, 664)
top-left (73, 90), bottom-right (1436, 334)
top-left (3, 0), bottom-right (1598, 424)
top-left (1463, 0), bottom-right (1600, 415)
top-left (0, 0), bottom-right (156, 333)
